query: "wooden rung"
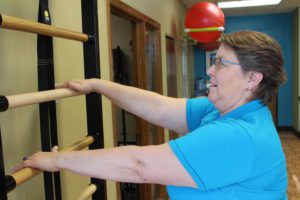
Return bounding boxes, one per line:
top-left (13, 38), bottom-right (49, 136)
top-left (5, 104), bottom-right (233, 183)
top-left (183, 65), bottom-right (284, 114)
top-left (5, 136), bottom-right (94, 193)
top-left (0, 14), bottom-right (90, 42)
top-left (0, 88), bottom-right (81, 112)
top-left (77, 184), bottom-right (98, 200)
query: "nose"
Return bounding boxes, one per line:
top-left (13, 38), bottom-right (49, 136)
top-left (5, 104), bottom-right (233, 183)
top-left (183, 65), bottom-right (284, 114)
top-left (207, 65), bottom-right (215, 76)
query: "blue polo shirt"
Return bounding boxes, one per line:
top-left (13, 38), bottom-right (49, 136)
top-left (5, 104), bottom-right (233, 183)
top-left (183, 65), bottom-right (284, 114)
top-left (167, 97), bottom-right (287, 200)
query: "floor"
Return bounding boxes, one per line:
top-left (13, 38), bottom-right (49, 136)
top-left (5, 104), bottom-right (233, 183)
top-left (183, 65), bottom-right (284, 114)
top-left (280, 131), bottom-right (300, 200)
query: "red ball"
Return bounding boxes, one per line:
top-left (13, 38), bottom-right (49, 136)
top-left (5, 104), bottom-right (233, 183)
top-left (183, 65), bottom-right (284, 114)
top-left (185, 2), bottom-right (224, 43)
top-left (199, 40), bottom-right (220, 51)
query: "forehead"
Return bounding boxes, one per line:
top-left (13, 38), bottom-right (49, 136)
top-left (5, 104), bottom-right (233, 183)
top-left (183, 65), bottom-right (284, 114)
top-left (216, 44), bottom-right (238, 60)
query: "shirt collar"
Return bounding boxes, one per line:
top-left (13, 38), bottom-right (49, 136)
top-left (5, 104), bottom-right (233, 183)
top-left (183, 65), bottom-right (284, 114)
top-left (219, 99), bottom-right (265, 119)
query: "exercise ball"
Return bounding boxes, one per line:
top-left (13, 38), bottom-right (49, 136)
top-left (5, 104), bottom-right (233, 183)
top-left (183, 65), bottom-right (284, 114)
top-left (185, 2), bottom-right (224, 43)
top-left (199, 40), bottom-right (220, 51)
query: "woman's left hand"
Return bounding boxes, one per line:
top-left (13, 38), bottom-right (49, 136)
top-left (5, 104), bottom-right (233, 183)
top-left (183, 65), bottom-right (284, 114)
top-left (11, 146), bottom-right (61, 173)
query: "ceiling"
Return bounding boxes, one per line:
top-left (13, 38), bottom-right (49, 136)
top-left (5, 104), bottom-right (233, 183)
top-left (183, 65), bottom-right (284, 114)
top-left (180, 0), bottom-right (300, 16)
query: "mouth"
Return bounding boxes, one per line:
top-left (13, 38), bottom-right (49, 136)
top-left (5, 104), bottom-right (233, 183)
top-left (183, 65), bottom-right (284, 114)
top-left (207, 83), bottom-right (218, 88)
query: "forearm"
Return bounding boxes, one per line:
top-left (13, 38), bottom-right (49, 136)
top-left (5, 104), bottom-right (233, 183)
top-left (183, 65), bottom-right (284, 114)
top-left (16, 143), bottom-right (196, 187)
top-left (90, 79), bottom-right (188, 134)
top-left (91, 79), bottom-right (162, 117)
top-left (56, 146), bottom-right (145, 183)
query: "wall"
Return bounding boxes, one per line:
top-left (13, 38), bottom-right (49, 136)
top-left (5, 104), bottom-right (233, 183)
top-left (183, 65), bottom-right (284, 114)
top-left (0, 1), bottom-right (44, 199)
top-left (292, 8), bottom-right (300, 132)
top-left (194, 46), bottom-right (206, 79)
top-left (225, 13), bottom-right (293, 127)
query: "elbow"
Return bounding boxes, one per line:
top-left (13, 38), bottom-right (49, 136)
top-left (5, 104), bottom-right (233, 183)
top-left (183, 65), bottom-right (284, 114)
top-left (133, 149), bottom-right (151, 184)
top-left (131, 146), bottom-right (153, 184)
top-left (135, 160), bottom-right (149, 184)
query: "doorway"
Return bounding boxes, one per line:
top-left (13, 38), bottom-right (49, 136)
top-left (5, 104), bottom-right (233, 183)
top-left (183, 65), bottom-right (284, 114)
top-left (111, 13), bottom-right (139, 200)
top-left (108, 0), bottom-right (164, 199)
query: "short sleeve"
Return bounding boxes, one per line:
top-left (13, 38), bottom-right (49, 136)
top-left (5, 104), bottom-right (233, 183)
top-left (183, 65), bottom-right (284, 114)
top-left (169, 119), bottom-right (254, 191)
top-left (186, 97), bottom-right (215, 131)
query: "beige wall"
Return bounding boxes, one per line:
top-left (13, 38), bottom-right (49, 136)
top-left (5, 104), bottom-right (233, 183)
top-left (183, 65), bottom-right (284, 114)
top-left (0, 0), bottom-right (187, 199)
top-left (0, 1), bottom-right (44, 199)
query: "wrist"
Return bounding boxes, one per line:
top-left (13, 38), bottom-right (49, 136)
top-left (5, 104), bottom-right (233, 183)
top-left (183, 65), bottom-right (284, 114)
top-left (55, 153), bottom-right (64, 170)
top-left (90, 78), bottom-right (104, 94)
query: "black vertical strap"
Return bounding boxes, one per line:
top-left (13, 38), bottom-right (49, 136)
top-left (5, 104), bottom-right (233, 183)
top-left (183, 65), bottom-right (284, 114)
top-left (81, 1), bottom-right (106, 200)
top-left (37, 6), bottom-right (55, 200)
top-left (0, 128), bottom-right (7, 200)
top-left (37, 0), bottom-right (62, 199)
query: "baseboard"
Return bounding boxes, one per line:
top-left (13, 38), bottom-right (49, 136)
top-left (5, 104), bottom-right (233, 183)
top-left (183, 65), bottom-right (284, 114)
top-left (277, 126), bottom-right (300, 137)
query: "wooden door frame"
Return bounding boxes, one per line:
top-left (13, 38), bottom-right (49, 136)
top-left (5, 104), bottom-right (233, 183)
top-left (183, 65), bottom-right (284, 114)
top-left (165, 33), bottom-right (178, 97)
top-left (149, 24), bottom-right (164, 145)
top-left (107, 0), bottom-right (164, 199)
top-left (165, 34), bottom-right (179, 140)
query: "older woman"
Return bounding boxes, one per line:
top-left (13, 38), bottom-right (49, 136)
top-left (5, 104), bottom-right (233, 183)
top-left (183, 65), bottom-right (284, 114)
top-left (14, 30), bottom-right (288, 199)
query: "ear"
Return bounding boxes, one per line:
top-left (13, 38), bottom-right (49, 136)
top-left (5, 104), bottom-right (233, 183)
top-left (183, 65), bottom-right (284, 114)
top-left (247, 71), bottom-right (263, 90)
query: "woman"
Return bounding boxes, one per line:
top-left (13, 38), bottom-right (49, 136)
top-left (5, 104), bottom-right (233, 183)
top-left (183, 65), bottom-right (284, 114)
top-left (13, 30), bottom-right (288, 199)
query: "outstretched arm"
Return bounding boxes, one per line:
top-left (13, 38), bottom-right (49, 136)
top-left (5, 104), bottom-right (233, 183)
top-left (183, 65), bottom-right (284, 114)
top-left (65, 79), bottom-right (189, 135)
top-left (13, 144), bottom-right (196, 188)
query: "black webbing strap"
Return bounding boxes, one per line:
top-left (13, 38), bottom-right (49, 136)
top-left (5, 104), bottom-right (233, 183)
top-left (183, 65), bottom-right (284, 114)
top-left (0, 128), bottom-right (7, 199)
top-left (37, 0), bottom-right (61, 199)
top-left (81, 1), bottom-right (106, 199)
top-left (0, 96), bottom-right (9, 112)
top-left (0, 14), bottom-right (3, 26)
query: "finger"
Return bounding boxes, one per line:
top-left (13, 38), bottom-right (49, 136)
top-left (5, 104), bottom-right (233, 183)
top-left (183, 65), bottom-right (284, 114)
top-left (65, 80), bottom-right (76, 88)
top-left (55, 83), bottom-right (66, 89)
top-left (11, 162), bottom-right (25, 173)
top-left (52, 146), bottom-right (59, 152)
top-left (22, 156), bottom-right (29, 161)
top-left (66, 81), bottom-right (83, 92)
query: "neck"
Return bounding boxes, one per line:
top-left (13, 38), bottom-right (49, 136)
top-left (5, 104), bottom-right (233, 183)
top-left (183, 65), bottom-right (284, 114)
top-left (219, 96), bottom-right (248, 116)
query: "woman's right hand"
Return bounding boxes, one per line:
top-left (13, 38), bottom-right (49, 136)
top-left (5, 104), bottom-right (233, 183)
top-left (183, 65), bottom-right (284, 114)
top-left (61, 79), bottom-right (97, 94)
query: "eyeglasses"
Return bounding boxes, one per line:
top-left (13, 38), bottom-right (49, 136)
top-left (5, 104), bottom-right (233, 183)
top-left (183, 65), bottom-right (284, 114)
top-left (212, 57), bottom-right (240, 70)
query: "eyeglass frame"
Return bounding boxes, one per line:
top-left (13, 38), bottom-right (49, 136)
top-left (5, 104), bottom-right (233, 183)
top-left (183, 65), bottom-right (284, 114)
top-left (211, 57), bottom-right (240, 70)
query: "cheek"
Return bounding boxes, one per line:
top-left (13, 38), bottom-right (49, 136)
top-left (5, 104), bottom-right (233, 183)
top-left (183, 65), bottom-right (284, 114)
top-left (217, 73), bottom-right (247, 93)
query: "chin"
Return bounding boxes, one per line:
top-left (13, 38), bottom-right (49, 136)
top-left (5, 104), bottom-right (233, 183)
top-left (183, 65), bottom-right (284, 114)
top-left (207, 93), bottom-right (217, 103)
